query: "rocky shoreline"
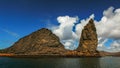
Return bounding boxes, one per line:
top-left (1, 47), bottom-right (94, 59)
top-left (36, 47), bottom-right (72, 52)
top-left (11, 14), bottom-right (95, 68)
top-left (0, 53), bottom-right (101, 58)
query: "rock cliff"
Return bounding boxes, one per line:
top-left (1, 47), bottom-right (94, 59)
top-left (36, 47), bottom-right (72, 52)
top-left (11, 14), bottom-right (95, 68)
top-left (76, 19), bottom-right (99, 55)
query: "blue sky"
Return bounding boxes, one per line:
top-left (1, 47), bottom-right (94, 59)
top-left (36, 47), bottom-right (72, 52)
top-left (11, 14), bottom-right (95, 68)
top-left (0, 0), bottom-right (120, 50)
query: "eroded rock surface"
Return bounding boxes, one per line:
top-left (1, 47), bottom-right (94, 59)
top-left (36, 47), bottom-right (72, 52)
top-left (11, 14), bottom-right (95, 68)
top-left (77, 19), bottom-right (98, 54)
top-left (3, 28), bottom-right (66, 55)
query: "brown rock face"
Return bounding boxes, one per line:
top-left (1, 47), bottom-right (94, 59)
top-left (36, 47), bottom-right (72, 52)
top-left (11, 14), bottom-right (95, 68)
top-left (3, 28), bottom-right (66, 55)
top-left (77, 19), bottom-right (98, 52)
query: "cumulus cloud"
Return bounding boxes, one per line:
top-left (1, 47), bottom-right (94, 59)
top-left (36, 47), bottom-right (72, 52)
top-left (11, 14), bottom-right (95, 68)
top-left (53, 16), bottom-right (78, 50)
top-left (96, 7), bottom-right (120, 39)
top-left (95, 7), bottom-right (120, 52)
top-left (51, 6), bottom-right (120, 52)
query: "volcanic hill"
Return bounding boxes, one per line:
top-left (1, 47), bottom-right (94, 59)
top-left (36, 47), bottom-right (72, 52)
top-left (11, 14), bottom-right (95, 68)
top-left (1, 28), bottom-right (66, 56)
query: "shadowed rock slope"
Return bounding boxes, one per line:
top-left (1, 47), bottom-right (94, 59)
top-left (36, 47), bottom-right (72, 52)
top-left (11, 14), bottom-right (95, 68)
top-left (2, 28), bottom-right (66, 55)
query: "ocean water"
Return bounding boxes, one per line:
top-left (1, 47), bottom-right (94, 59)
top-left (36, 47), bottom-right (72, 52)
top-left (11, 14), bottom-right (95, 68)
top-left (0, 57), bottom-right (120, 68)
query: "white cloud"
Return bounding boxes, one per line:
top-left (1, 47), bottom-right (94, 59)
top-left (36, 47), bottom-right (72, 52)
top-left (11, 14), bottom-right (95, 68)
top-left (103, 7), bottom-right (114, 18)
top-left (51, 7), bottom-right (120, 52)
top-left (95, 8), bottom-right (120, 39)
top-left (95, 7), bottom-right (120, 52)
top-left (52, 16), bottom-right (78, 50)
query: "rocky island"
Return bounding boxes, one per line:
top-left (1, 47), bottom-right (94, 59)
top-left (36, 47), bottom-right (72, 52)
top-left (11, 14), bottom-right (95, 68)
top-left (0, 19), bottom-right (100, 57)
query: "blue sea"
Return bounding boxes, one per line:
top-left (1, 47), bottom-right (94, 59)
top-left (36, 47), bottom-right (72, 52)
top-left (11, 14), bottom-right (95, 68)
top-left (0, 57), bottom-right (120, 68)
